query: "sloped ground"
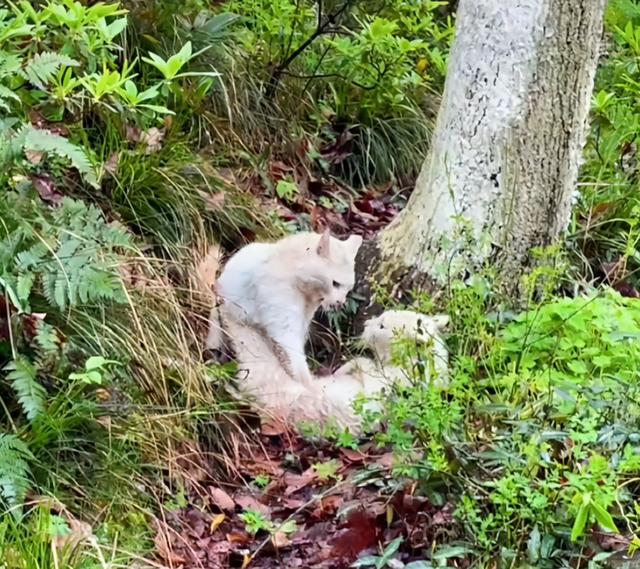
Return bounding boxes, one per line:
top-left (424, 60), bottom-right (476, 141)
top-left (152, 421), bottom-right (459, 569)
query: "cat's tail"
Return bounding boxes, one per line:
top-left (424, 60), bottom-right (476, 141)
top-left (205, 287), bottom-right (235, 358)
top-left (206, 303), bottom-right (223, 351)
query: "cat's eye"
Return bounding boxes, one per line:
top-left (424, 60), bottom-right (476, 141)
top-left (332, 280), bottom-right (341, 288)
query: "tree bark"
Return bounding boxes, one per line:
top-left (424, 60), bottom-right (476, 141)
top-left (356, 0), bottom-right (606, 316)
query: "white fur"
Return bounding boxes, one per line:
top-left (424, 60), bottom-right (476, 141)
top-left (207, 230), bottom-right (362, 384)
top-left (222, 314), bottom-right (364, 431)
top-left (360, 310), bottom-right (450, 387)
top-left (225, 309), bottom-right (449, 433)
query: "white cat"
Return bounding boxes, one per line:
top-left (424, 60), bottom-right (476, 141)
top-left (316, 310), bottom-right (450, 427)
top-left (224, 308), bottom-right (450, 433)
top-left (207, 229), bottom-right (362, 384)
top-left (356, 309), bottom-right (450, 388)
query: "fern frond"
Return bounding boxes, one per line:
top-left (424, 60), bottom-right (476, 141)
top-left (0, 52), bottom-right (22, 78)
top-left (4, 358), bottom-right (46, 422)
top-left (35, 321), bottom-right (60, 355)
top-left (22, 52), bottom-right (79, 90)
top-left (23, 126), bottom-right (98, 187)
top-left (0, 84), bottom-right (20, 110)
top-left (53, 274), bottom-right (67, 311)
top-left (0, 433), bottom-right (33, 514)
top-left (16, 243), bottom-right (47, 270)
top-left (16, 272), bottom-right (34, 308)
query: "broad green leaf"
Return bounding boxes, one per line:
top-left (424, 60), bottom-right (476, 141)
top-left (350, 556), bottom-right (379, 568)
top-left (571, 502), bottom-right (590, 542)
top-left (432, 545), bottom-right (474, 560)
top-left (85, 356), bottom-right (107, 370)
top-left (592, 501), bottom-right (618, 534)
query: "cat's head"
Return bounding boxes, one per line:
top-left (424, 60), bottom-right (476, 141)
top-left (295, 229), bottom-right (363, 310)
top-left (361, 310), bottom-right (449, 362)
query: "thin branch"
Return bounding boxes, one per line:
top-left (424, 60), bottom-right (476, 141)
top-left (280, 69), bottom-right (379, 91)
top-left (264, 0), bottom-right (357, 100)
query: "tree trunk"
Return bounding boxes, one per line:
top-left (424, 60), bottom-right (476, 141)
top-left (357, 0), bottom-right (606, 314)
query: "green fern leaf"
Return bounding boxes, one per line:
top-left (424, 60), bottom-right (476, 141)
top-left (4, 358), bottom-right (46, 422)
top-left (23, 126), bottom-right (98, 187)
top-left (0, 52), bottom-right (22, 78)
top-left (35, 321), bottom-right (59, 355)
top-left (22, 52), bottom-right (79, 90)
top-left (41, 271), bottom-right (57, 308)
top-left (0, 433), bottom-right (33, 514)
top-left (0, 84), bottom-right (20, 110)
top-left (16, 272), bottom-right (34, 304)
top-left (53, 274), bottom-right (67, 311)
top-left (16, 243), bottom-right (47, 270)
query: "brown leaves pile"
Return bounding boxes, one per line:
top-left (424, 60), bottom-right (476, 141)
top-left (152, 429), bottom-right (458, 569)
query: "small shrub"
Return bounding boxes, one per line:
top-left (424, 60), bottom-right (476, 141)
top-left (370, 285), bottom-right (640, 562)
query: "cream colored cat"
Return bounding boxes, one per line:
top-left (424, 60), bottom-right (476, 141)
top-left (224, 308), bottom-right (449, 433)
top-left (207, 229), bottom-right (362, 384)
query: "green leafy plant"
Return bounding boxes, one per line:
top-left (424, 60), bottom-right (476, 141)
top-left (4, 358), bottom-right (45, 422)
top-left (252, 474), bottom-right (271, 489)
top-left (68, 356), bottom-right (119, 385)
top-left (239, 509), bottom-right (272, 536)
top-left (0, 196), bottom-right (131, 313)
top-left (0, 434), bottom-right (33, 514)
top-left (312, 459), bottom-right (342, 482)
top-left (275, 179), bottom-right (299, 201)
top-left (239, 510), bottom-right (297, 537)
top-left (352, 537), bottom-right (403, 568)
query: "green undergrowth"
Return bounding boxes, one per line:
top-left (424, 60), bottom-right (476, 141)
top-left (0, 1), bottom-right (262, 565)
top-left (575, 0), bottom-right (640, 292)
top-left (324, 272), bottom-right (640, 566)
top-left (130, 0), bottom-right (454, 188)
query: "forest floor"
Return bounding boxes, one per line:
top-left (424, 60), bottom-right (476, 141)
top-left (149, 173), bottom-right (456, 569)
top-left (153, 420), bottom-right (459, 569)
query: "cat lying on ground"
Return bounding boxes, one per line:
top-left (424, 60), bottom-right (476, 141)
top-left (207, 229), bottom-right (362, 385)
top-left (223, 308), bottom-right (449, 433)
top-left (346, 310), bottom-right (450, 389)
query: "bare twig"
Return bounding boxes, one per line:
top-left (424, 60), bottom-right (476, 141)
top-left (264, 0), bottom-right (357, 100)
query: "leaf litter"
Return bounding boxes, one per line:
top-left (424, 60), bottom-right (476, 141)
top-left (152, 426), bottom-right (459, 569)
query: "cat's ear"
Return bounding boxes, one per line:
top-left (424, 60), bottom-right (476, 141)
top-left (317, 227), bottom-right (331, 258)
top-left (345, 234), bottom-right (363, 258)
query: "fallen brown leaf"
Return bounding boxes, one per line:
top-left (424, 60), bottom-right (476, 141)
top-left (25, 149), bottom-right (44, 165)
top-left (235, 494), bottom-right (271, 517)
top-left (125, 124), bottom-right (141, 143)
top-left (374, 452), bottom-right (394, 469)
top-left (340, 448), bottom-right (367, 463)
top-left (209, 487), bottom-right (235, 512)
top-left (284, 468), bottom-right (317, 496)
top-left (243, 457), bottom-right (285, 478)
top-left (226, 531), bottom-right (252, 545)
top-left (104, 152), bottom-right (119, 175)
top-left (30, 175), bottom-right (63, 205)
top-left (312, 494), bottom-right (344, 520)
top-left (210, 513), bottom-right (226, 532)
top-left (140, 127), bottom-right (164, 154)
top-left (272, 531), bottom-right (292, 549)
top-left (331, 509), bottom-right (378, 562)
top-left (282, 498), bottom-right (306, 510)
